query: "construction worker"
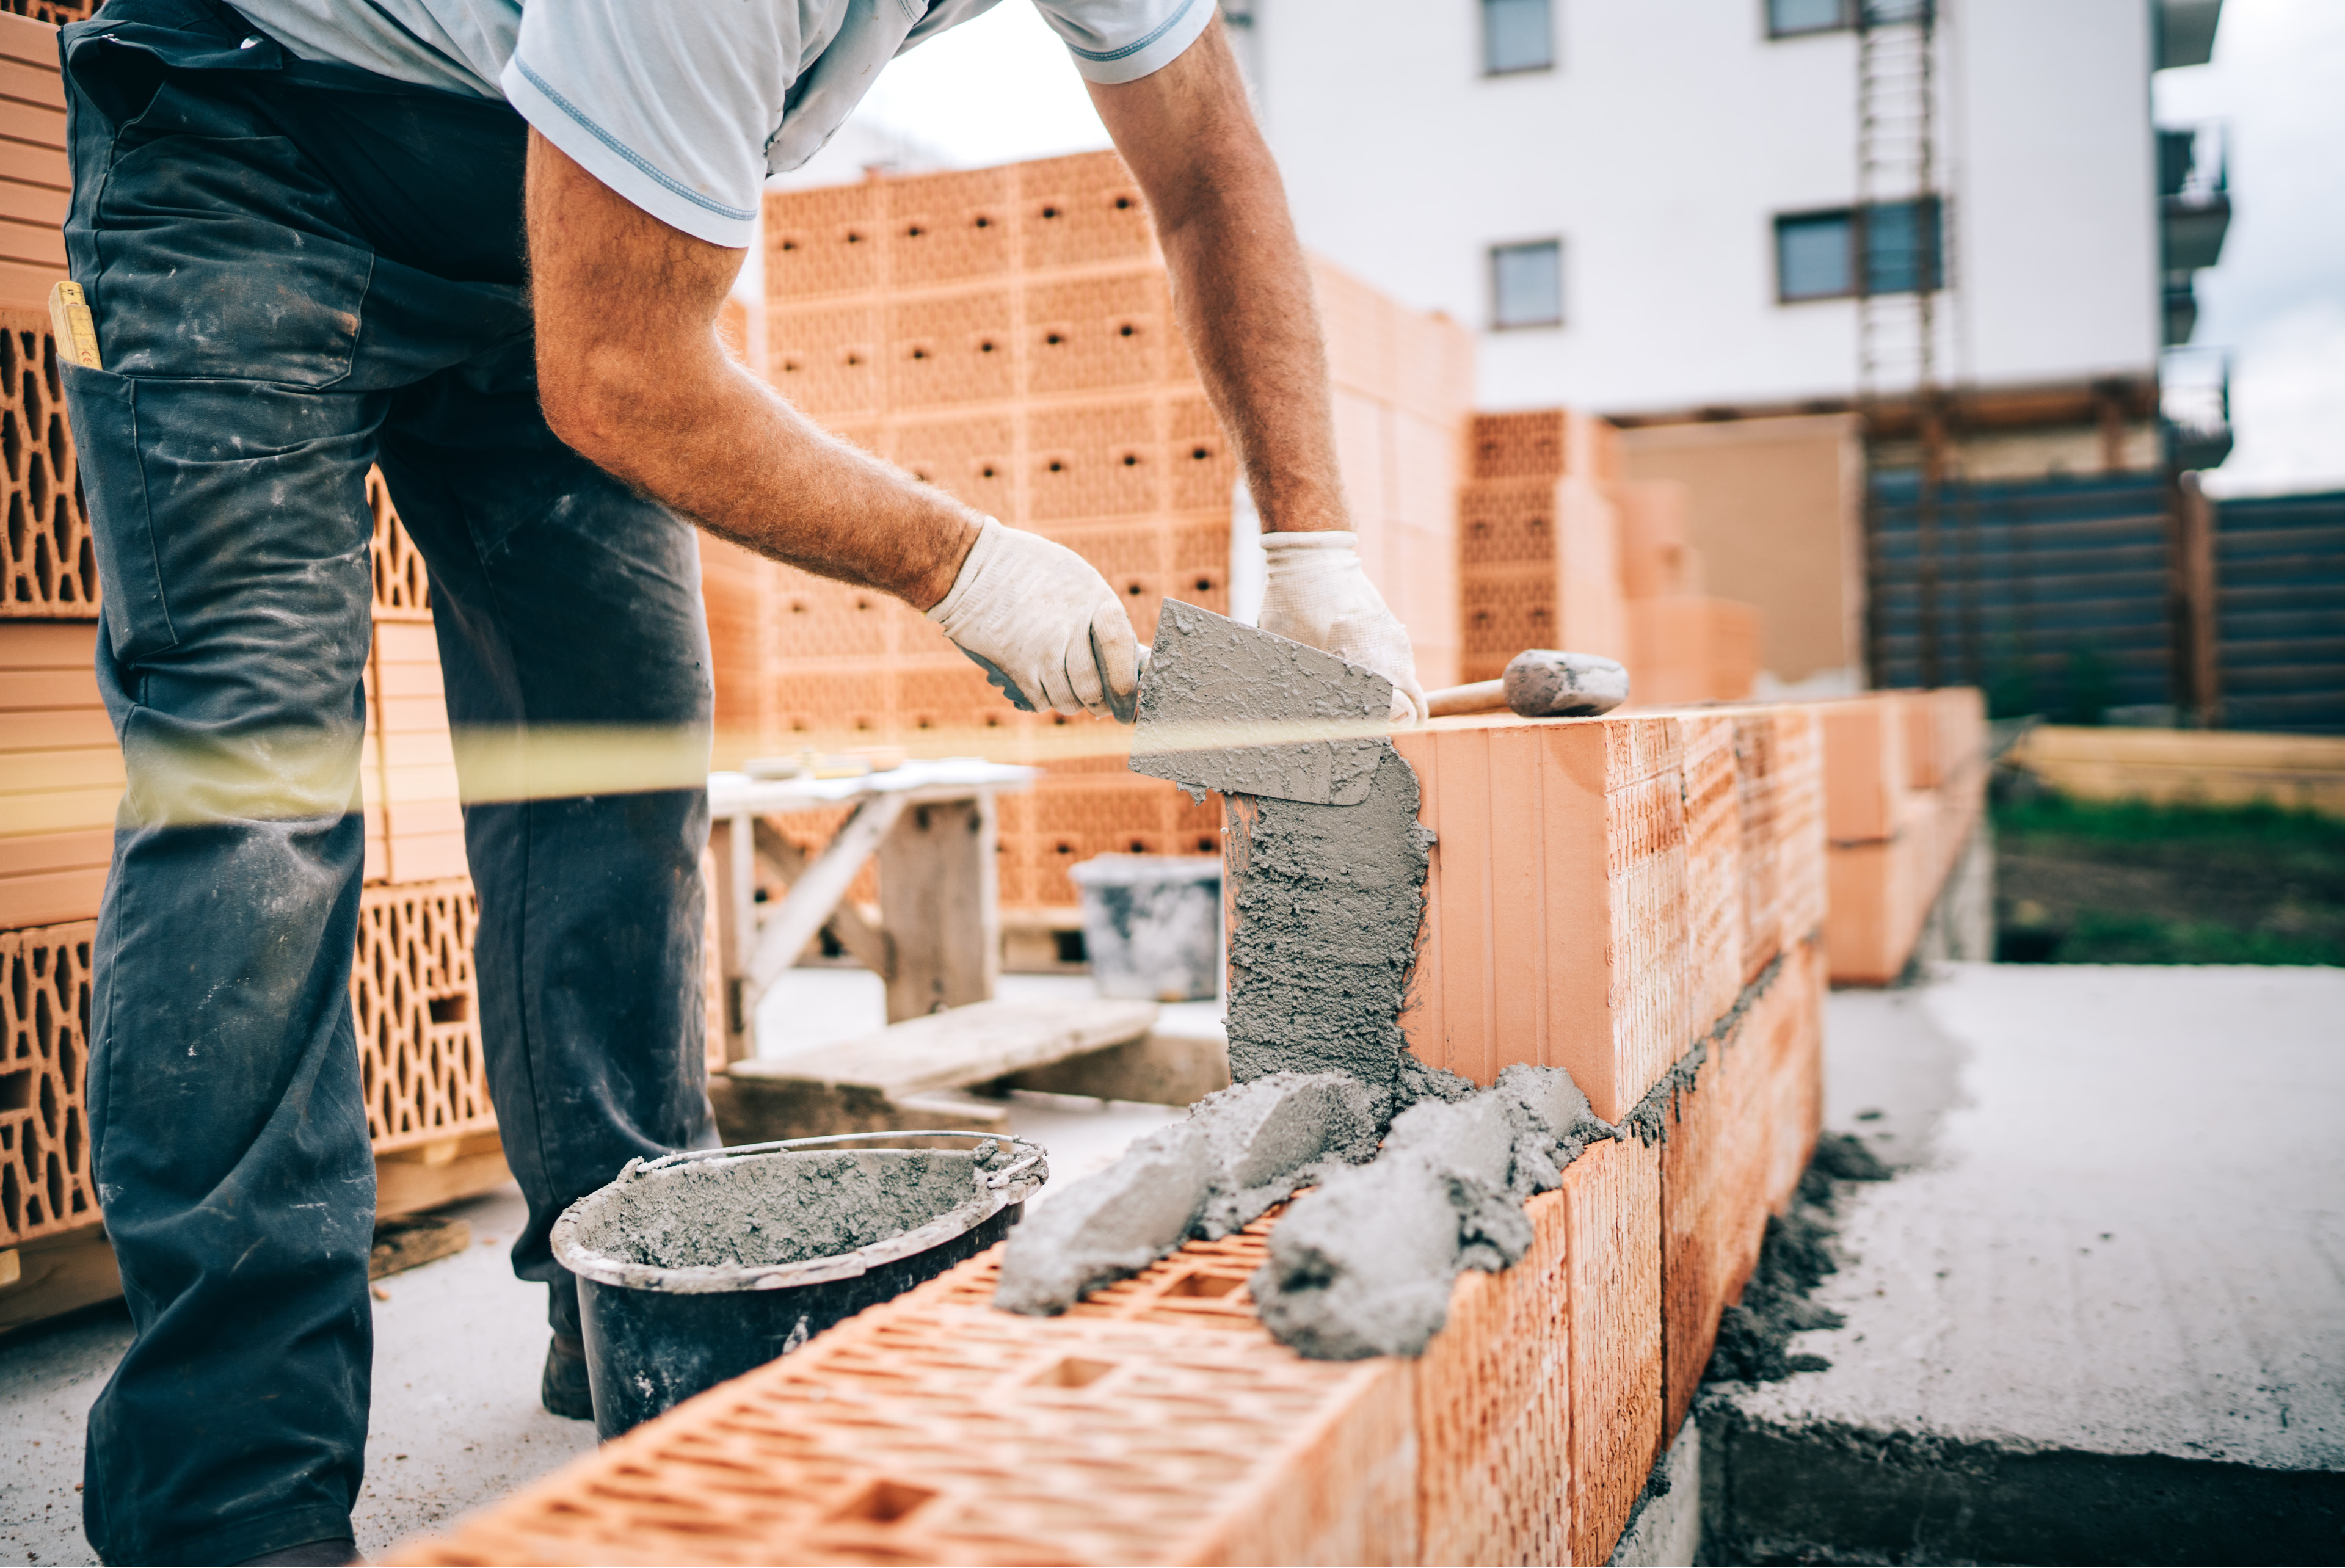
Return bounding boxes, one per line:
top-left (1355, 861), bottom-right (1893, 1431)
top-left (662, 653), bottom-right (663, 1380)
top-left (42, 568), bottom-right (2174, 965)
top-left (55, 1), bottom-right (1424, 1562)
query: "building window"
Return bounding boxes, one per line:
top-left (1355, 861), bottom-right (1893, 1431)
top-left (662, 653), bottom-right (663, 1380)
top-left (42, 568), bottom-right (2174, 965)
top-left (1491, 239), bottom-right (1563, 328)
top-left (1773, 200), bottom-right (1941, 302)
top-left (1765, 0), bottom-right (1931, 37)
top-left (1483, 0), bottom-right (1554, 74)
top-left (1776, 211), bottom-right (1855, 299)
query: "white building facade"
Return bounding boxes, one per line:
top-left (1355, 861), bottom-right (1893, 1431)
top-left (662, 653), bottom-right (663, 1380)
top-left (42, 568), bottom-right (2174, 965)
top-left (1232, 0), bottom-right (2216, 425)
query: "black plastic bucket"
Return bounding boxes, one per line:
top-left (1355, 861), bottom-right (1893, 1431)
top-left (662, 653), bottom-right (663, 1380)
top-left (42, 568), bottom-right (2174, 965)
top-left (551, 1131), bottom-right (1047, 1439)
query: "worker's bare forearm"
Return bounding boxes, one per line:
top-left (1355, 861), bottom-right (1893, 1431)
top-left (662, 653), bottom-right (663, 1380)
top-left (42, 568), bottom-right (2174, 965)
top-left (1091, 23), bottom-right (1347, 534)
top-left (525, 133), bottom-right (978, 609)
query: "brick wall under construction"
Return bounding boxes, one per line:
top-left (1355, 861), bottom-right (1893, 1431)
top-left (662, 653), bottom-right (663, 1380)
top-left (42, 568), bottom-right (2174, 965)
top-left (389, 701), bottom-right (1851, 1567)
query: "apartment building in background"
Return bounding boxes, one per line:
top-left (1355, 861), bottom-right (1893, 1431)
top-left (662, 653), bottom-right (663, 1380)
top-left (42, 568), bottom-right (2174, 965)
top-left (1226, 0), bottom-right (2231, 703)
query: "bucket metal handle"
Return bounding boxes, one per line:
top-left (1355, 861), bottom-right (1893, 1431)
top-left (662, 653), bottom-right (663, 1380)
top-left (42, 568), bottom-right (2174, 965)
top-left (626, 1130), bottom-right (1047, 1192)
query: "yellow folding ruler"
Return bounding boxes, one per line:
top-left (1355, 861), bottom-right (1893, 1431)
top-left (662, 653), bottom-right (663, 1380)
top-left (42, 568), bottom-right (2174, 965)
top-left (48, 280), bottom-right (102, 370)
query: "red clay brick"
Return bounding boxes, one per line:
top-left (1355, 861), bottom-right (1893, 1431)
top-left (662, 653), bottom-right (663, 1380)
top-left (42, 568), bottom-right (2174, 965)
top-left (1565, 1133), bottom-right (1665, 1566)
top-left (1393, 713), bottom-right (1689, 1122)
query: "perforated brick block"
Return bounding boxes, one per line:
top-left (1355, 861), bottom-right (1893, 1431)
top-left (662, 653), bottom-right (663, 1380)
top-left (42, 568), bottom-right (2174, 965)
top-left (1, 619), bottom-right (114, 929)
top-left (1392, 713), bottom-right (1690, 1124)
top-left (1459, 569), bottom-right (1558, 683)
top-left (1466, 409), bottom-right (1618, 485)
top-left (1459, 477), bottom-right (1562, 570)
top-left (1025, 269), bottom-right (1168, 396)
top-left (767, 301), bottom-right (883, 417)
top-left (1469, 410), bottom-right (1566, 482)
top-left (1019, 150), bottom-right (1155, 272)
top-left (1417, 1186), bottom-right (1572, 1566)
top-left (368, 466), bottom-right (433, 622)
top-left (762, 181), bottom-right (883, 301)
top-left (891, 412), bottom-right (1016, 517)
top-left (353, 878), bottom-right (495, 1155)
top-left (1609, 479), bottom-right (1694, 601)
top-left (0, 309), bottom-right (93, 617)
top-left (1818, 693), bottom-right (1908, 844)
top-left (1752, 938), bottom-right (1825, 1216)
top-left (1732, 710), bottom-right (1784, 985)
top-left (0, 918), bottom-right (95, 1249)
top-left (369, 623), bottom-right (465, 885)
top-left (1674, 711), bottom-right (1745, 1037)
top-left (1625, 596), bottom-right (1761, 706)
top-left (392, 1249), bottom-right (1417, 1566)
top-left (1773, 706), bottom-right (1827, 945)
top-left (1028, 399), bottom-right (1161, 520)
top-left (1168, 396), bottom-right (1237, 512)
top-left (887, 287), bottom-right (1014, 409)
top-left (1658, 971), bottom-right (1772, 1443)
top-left (882, 166), bottom-right (1016, 289)
top-left (1565, 1133), bottom-right (1664, 1567)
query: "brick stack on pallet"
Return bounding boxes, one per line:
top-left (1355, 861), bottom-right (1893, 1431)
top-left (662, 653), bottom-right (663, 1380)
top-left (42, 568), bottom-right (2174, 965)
top-left (1459, 408), bottom-right (1762, 704)
top-left (719, 152), bottom-right (1472, 920)
top-left (0, 9), bottom-right (506, 1330)
top-left (393, 703), bottom-right (1831, 1566)
top-left (1817, 687), bottom-right (1988, 984)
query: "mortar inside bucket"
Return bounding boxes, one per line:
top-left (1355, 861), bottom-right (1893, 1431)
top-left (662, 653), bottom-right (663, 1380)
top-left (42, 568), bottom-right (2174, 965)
top-left (551, 1131), bottom-right (1047, 1439)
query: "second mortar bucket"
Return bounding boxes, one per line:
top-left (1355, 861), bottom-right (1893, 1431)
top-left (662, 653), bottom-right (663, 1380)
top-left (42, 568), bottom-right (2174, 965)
top-left (551, 1131), bottom-right (1047, 1439)
top-left (1069, 853), bottom-right (1223, 1002)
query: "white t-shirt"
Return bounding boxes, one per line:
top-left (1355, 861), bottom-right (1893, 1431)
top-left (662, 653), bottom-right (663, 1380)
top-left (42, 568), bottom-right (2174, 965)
top-left (231, 0), bottom-right (1215, 247)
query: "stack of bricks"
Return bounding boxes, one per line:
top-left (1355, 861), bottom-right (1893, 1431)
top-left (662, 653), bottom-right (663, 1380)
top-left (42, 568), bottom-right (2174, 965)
top-left (0, 7), bottom-right (504, 1327)
top-left (728, 152), bottom-right (1472, 915)
top-left (1613, 476), bottom-right (1763, 705)
top-left (391, 703), bottom-right (1834, 1566)
top-left (1458, 408), bottom-right (1762, 704)
top-left (1458, 410), bottom-right (1629, 684)
top-left (728, 153), bottom-right (1235, 912)
top-left (1311, 255), bottom-right (1474, 690)
top-left (1818, 687), bottom-right (1988, 984)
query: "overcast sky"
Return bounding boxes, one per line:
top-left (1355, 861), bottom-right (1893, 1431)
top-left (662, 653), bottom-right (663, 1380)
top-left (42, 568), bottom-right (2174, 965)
top-left (837, 1), bottom-right (2343, 498)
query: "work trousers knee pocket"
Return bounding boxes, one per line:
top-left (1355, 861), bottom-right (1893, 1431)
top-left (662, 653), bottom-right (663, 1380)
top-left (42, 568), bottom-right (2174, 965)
top-left (59, 364), bottom-right (176, 666)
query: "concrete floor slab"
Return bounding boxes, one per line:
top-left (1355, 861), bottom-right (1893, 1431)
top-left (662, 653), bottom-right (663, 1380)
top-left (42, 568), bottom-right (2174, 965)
top-left (1707, 962), bottom-right (2345, 1562)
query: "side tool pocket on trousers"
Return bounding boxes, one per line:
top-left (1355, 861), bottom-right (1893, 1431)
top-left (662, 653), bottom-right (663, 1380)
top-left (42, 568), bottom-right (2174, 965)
top-left (59, 361), bottom-right (178, 662)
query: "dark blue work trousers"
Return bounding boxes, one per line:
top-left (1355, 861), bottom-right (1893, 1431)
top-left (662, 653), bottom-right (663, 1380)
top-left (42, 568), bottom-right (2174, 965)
top-left (55, 4), bottom-right (719, 1560)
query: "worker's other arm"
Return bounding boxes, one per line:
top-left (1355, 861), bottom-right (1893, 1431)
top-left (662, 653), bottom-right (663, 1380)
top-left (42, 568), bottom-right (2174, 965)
top-left (525, 134), bottom-right (1137, 719)
top-left (1091, 24), bottom-right (1428, 720)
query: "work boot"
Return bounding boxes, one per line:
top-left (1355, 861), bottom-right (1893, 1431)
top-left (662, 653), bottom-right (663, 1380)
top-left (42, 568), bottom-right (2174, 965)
top-left (236, 1538), bottom-right (362, 1566)
top-left (541, 1332), bottom-right (595, 1421)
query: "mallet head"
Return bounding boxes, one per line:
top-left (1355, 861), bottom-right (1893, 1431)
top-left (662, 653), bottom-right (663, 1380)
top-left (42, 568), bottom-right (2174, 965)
top-left (1502, 649), bottom-right (1629, 718)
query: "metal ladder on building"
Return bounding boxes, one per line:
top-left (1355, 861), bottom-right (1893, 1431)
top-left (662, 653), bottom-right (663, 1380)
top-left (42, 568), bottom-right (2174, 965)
top-left (1857, 0), bottom-right (1957, 688)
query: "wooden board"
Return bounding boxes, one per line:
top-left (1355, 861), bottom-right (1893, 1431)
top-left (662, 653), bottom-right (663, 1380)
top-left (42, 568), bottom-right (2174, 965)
top-left (731, 996), bottom-right (1158, 1098)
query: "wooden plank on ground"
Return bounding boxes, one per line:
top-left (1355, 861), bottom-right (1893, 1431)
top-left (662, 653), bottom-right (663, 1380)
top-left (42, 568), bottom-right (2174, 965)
top-left (733, 997), bottom-right (1158, 1098)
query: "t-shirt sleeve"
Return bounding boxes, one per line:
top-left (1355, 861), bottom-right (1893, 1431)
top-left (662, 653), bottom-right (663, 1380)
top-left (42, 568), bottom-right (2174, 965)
top-left (502, 1), bottom-right (797, 249)
top-left (1029, 0), bottom-right (1218, 85)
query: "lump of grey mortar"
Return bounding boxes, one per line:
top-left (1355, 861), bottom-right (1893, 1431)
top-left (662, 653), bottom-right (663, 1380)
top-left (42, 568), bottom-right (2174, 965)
top-left (992, 1121), bottom-right (1214, 1315)
top-left (993, 1071), bottom-right (1377, 1315)
top-left (1194, 1071), bottom-right (1379, 1238)
top-left (1250, 1064), bottom-right (1620, 1359)
top-left (1224, 746), bottom-right (1435, 1105)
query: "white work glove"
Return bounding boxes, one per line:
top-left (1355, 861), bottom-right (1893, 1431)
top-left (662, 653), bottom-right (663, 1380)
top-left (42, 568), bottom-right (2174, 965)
top-left (1258, 531), bottom-right (1429, 724)
top-left (928, 517), bottom-right (1141, 721)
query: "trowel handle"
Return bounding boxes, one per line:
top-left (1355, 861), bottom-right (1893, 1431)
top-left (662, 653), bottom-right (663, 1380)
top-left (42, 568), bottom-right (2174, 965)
top-left (1423, 680), bottom-right (1509, 717)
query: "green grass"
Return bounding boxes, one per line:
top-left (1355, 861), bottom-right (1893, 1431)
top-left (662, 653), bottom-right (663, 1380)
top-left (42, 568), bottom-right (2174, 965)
top-left (1993, 793), bottom-right (2345, 967)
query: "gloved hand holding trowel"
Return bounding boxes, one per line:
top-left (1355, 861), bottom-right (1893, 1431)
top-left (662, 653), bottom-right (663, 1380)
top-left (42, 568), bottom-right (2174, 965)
top-left (927, 518), bottom-right (1428, 728)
